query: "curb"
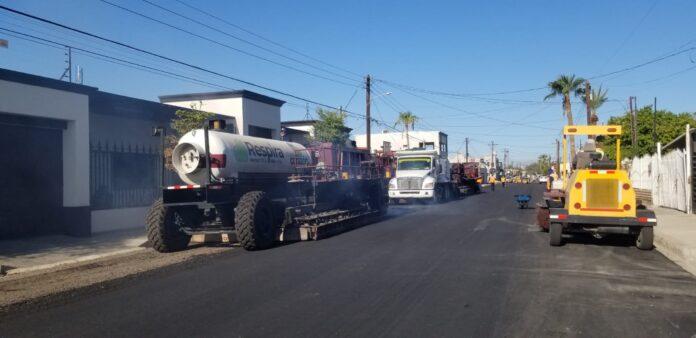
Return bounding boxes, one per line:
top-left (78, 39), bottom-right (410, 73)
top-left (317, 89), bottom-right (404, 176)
top-left (654, 232), bottom-right (696, 277)
top-left (3, 247), bottom-right (146, 277)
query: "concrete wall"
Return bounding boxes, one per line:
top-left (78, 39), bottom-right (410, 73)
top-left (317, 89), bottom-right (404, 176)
top-left (91, 207), bottom-right (149, 233)
top-left (355, 131), bottom-right (447, 155)
top-left (243, 99), bottom-right (281, 139)
top-left (0, 79), bottom-right (91, 235)
top-left (164, 98), bottom-right (244, 135)
top-left (164, 97), bottom-right (281, 139)
top-left (90, 113), bottom-right (164, 148)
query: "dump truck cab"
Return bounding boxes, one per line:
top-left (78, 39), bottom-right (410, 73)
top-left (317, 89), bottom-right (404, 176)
top-left (540, 125), bottom-right (657, 249)
top-left (388, 149), bottom-right (453, 202)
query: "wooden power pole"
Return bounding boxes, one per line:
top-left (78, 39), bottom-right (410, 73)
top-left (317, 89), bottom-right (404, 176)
top-left (629, 96), bottom-right (637, 152)
top-left (556, 139), bottom-right (560, 174)
top-left (465, 137), bottom-right (469, 163)
top-left (585, 81), bottom-right (592, 125)
top-left (365, 75), bottom-right (371, 153)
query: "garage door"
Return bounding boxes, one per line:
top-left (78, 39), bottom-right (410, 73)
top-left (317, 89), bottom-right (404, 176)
top-left (0, 114), bottom-right (64, 238)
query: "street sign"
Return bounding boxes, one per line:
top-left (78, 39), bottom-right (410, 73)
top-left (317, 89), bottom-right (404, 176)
top-left (0, 39), bottom-right (8, 48)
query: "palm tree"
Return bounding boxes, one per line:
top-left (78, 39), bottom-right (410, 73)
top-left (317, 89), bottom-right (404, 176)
top-left (544, 74), bottom-right (585, 159)
top-left (581, 86), bottom-right (608, 125)
top-left (396, 111), bottom-right (418, 149)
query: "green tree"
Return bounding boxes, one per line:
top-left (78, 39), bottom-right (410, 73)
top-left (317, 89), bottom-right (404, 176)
top-left (525, 154), bottom-right (552, 175)
top-left (171, 108), bottom-right (214, 138)
top-left (544, 74), bottom-right (585, 159)
top-left (396, 111), bottom-right (418, 148)
top-left (601, 106), bottom-right (696, 160)
top-left (313, 108), bottom-right (348, 145)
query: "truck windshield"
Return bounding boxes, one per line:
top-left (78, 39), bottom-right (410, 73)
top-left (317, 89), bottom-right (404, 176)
top-left (397, 157), bottom-right (432, 170)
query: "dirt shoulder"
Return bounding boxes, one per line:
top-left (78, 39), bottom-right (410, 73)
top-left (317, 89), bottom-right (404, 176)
top-left (0, 245), bottom-right (232, 311)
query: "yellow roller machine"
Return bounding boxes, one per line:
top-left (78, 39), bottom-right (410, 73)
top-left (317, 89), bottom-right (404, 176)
top-left (545, 125), bottom-right (657, 249)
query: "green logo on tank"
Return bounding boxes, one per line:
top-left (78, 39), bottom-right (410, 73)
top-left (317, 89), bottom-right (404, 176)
top-left (233, 140), bottom-right (249, 162)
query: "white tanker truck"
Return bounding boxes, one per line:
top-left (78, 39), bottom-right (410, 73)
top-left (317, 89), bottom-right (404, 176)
top-left (147, 120), bottom-right (388, 252)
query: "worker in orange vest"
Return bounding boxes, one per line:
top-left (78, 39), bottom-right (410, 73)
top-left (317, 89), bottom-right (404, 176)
top-left (488, 175), bottom-right (496, 191)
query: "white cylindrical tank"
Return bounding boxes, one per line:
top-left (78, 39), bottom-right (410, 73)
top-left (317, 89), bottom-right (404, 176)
top-left (172, 129), bottom-right (310, 185)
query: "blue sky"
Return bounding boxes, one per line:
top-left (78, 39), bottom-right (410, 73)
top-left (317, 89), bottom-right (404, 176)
top-left (1, 0), bottom-right (695, 163)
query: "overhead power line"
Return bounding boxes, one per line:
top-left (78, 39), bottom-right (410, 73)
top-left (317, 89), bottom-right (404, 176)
top-left (0, 15), bottom-right (424, 141)
top-left (137, 0), bottom-right (362, 84)
top-left (0, 4), bottom-right (360, 113)
top-left (97, 0), bottom-right (361, 88)
top-left (374, 45), bottom-right (696, 98)
top-left (172, 0), bottom-right (363, 79)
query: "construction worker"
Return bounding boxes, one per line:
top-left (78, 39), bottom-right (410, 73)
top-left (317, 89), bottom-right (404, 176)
top-left (501, 175), bottom-right (507, 188)
top-left (488, 174), bottom-right (496, 191)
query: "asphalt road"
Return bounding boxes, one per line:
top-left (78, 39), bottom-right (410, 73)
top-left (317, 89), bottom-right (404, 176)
top-left (2, 184), bottom-right (696, 337)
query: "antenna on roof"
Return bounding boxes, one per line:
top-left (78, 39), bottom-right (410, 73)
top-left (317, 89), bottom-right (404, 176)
top-left (304, 102), bottom-right (311, 120)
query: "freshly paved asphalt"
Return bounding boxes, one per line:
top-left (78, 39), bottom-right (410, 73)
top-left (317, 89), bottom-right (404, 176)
top-left (2, 184), bottom-right (696, 337)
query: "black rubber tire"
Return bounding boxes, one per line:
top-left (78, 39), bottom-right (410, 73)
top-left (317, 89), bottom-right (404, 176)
top-left (636, 226), bottom-right (654, 250)
top-left (234, 191), bottom-right (275, 251)
top-left (146, 198), bottom-right (192, 252)
top-left (549, 223), bottom-right (563, 246)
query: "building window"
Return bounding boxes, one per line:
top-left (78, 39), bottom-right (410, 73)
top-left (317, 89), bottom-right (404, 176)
top-left (248, 125), bottom-right (274, 139)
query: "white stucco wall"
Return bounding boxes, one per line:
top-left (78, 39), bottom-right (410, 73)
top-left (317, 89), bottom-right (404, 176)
top-left (285, 124), bottom-right (315, 138)
top-left (163, 98), bottom-right (244, 134)
top-left (91, 207), bottom-right (149, 233)
top-left (0, 79), bottom-right (90, 207)
top-left (163, 97), bottom-right (281, 139)
top-left (242, 99), bottom-right (281, 139)
top-left (355, 131), bottom-right (446, 156)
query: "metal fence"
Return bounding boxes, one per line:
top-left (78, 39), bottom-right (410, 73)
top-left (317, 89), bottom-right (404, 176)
top-left (90, 141), bottom-right (176, 210)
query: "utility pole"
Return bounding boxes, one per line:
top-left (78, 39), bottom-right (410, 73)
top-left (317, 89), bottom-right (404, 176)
top-left (629, 96), bottom-right (637, 152)
top-left (503, 148), bottom-right (509, 172)
top-left (556, 139), bottom-right (560, 174)
top-left (585, 81), bottom-right (594, 140)
top-left (465, 137), bottom-right (469, 163)
top-left (365, 75), bottom-right (371, 153)
top-left (490, 141), bottom-right (498, 174)
top-left (585, 81), bottom-right (592, 125)
top-left (653, 97), bottom-right (658, 147)
top-left (59, 46), bottom-right (72, 82)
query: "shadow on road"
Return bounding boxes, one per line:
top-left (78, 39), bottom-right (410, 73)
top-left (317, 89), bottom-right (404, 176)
top-left (562, 233), bottom-right (636, 248)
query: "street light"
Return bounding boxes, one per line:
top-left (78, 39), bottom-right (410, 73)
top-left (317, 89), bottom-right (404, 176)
top-left (372, 92), bottom-right (392, 100)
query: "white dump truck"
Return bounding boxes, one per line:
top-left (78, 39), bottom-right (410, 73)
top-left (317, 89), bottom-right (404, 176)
top-left (388, 149), bottom-right (456, 203)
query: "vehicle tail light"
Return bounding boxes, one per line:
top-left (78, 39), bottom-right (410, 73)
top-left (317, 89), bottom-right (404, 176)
top-left (623, 204), bottom-right (631, 211)
top-left (574, 203), bottom-right (581, 209)
top-left (575, 182), bottom-right (582, 189)
top-left (622, 183), bottom-right (630, 190)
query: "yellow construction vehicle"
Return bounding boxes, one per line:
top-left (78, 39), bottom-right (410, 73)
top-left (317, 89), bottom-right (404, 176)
top-left (537, 125), bottom-right (657, 249)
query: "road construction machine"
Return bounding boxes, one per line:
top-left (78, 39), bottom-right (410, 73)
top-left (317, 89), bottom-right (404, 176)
top-left (536, 125), bottom-right (657, 249)
top-left (146, 120), bottom-right (388, 252)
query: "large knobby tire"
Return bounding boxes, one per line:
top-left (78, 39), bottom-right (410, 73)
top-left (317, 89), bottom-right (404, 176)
top-left (146, 198), bottom-right (192, 252)
top-left (636, 226), bottom-right (654, 250)
top-left (235, 191), bottom-right (275, 251)
top-left (549, 223), bottom-right (563, 246)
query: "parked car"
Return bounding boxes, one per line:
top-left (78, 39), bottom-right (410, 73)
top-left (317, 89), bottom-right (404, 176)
top-left (538, 176), bottom-right (549, 184)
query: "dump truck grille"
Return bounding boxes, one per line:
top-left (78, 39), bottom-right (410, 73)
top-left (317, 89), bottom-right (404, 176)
top-left (586, 179), bottom-right (618, 209)
top-left (397, 177), bottom-right (423, 190)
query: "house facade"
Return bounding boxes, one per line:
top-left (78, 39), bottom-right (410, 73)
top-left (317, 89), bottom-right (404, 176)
top-left (0, 69), bottom-right (290, 239)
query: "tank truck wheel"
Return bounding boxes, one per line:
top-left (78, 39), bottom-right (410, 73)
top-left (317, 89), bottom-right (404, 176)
top-left (235, 191), bottom-right (275, 251)
top-left (636, 226), bottom-right (654, 250)
top-left (549, 223), bottom-right (563, 246)
top-left (146, 198), bottom-right (192, 252)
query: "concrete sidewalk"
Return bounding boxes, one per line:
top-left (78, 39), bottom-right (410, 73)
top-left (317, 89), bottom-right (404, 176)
top-left (0, 228), bottom-right (148, 276)
top-left (654, 207), bottom-right (696, 276)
